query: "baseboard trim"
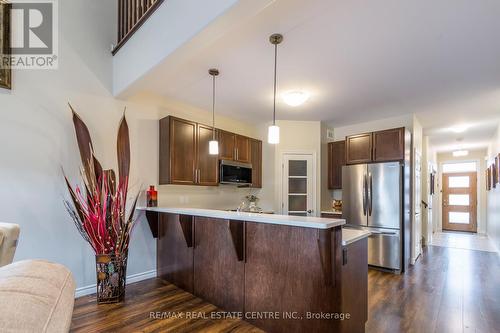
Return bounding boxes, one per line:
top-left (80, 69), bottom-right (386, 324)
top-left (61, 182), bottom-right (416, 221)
top-left (75, 269), bottom-right (157, 298)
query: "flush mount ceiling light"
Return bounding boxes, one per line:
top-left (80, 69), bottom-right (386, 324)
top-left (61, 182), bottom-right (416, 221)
top-left (208, 68), bottom-right (219, 155)
top-left (282, 91), bottom-right (310, 107)
top-left (450, 125), bottom-right (469, 133)
top-left (453, 150), bottom-right (469, 157)
top-left (268, 33), bottom-right (283, 145)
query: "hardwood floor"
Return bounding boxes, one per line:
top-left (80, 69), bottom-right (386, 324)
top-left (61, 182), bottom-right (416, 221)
top-left (366, 246), bottom-right (500, 333)
top-left (72, 245), bottom-right (499, 333)
top-left (71, 278), bottom-right (263, 333)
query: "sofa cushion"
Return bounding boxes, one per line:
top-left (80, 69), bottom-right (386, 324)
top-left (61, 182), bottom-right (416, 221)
top-left (0, 223), bottom-right (20, 267)
top-left (0, 260), bottom-right (76, 333)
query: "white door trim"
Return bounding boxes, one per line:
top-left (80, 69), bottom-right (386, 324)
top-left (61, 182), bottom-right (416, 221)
top-left (279, 150), bottom-right (317, 216)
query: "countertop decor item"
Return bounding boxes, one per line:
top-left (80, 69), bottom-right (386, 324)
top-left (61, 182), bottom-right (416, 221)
top-left (332, 199), bottom-right (342, 212)
top-left (146, 185), bottom-right (158, 207)
top-left (63, 104), bottom-right (139, 304)
top-left (245, 195), bottom-right (261, 212)
top-left (0, 1), bottom-right (12, 90)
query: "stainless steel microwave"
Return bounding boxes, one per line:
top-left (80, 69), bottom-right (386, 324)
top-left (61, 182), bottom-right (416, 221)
top-left (219, 160), bottom-right (252, 185)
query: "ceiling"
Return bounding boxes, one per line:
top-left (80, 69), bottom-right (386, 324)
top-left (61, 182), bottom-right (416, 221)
top-left (131, 0), bottom-right (500, 152)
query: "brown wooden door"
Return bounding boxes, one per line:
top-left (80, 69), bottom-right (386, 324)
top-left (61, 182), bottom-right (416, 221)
top-left (218, 130), bottom-right (235, 160)
top-left (328, 141), bottom-right (346, 189)
top-left (157, 214), bottom-right (194, 293)
top-left (196, 124), bottom-right (218, 186)
top-left (346, 133), bottom-right (372, 164)
top-left (193, 217), bottom-right (245, 312)
top-left (373, 127), bottom-right (405, 162)
top-left (235, 135), bottom-right (250, 163)
top-left (250, 139), bottom-right (262, 188)
top-left (168, 117), bottom-right (197, 185)
top-left (442, 172), bottom-right (477, 232)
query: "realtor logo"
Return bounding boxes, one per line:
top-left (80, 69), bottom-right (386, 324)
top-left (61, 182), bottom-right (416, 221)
top-left (3, 0), bottom-right (58, 69)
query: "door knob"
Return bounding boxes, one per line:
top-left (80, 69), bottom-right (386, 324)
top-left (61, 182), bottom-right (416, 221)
top-left (307, 210), bottom-right (313, 214)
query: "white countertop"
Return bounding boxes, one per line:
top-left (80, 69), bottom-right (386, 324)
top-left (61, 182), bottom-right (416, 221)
top-left (137, 207), bottom-right (345, 229)
top-left (342, 228), bottom-right (371, 246)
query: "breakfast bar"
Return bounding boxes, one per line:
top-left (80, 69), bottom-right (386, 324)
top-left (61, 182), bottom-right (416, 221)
top-left (139, 207), bottom-right (369, 333)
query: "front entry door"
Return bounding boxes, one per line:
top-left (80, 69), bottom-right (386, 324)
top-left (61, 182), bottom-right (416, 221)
top-left (442, 172), bottom-right (477, 232)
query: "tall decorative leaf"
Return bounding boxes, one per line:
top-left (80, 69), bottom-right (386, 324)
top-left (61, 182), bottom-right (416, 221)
top-left (117, 112), bottom-right (130, 183)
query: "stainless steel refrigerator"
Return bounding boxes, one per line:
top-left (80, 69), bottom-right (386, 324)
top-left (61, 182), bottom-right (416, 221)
top-left (342, 162), bottom-right (410, 273)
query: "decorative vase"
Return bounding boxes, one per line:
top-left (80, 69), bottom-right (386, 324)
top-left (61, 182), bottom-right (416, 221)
top-left (95, 252), bottom-right (128, 304)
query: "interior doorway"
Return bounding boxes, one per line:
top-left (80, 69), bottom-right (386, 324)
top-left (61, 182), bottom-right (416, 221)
top-left (442, 167), bottom-right (478, 232)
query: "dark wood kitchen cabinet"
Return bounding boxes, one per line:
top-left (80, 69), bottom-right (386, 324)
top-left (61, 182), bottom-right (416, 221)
top-left (250, 139), bottom-right (262, 188)
top-left (345, 127), bottom-right (406, 165)
top-left (157, 214), bottom-right (194, 293)
top-left (328, 140), bottom-right (346, 189)
top-left (196, 124), bottom-right (219, 185)
top-left (159, 116), bottom-right (218, 185)
top-left (340, 238), bottom-right (368, 333)
top-left (219, 130), bottom-right (251, 163)
top-left (346, 133), bottom-right (372, 165)
top-left (193, 217), bottom-right (245, 312)
top-left (372, 127), bottom-right (405, 162)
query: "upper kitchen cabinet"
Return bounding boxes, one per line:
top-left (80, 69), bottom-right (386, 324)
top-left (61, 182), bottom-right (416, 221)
top-left (345, 127), bottom-right (406, 165)
top-left (250, 139), bottom-right (262, 188)
top-left (328, 141), bottom-right (346, 189)
top-left (219, 130), bottom-right (251, 163)
top-left (159, 116), bottom-right (218, 185)
top-left (346, 133), bottom-right (372, 165)
top-left (196, 124), bottom-right (219, 185)
top-left (372, 127), bottom-right (405, 162)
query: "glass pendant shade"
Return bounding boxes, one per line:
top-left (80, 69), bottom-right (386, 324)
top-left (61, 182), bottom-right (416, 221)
top-left (268, 125), bottom-right (280, 144)
top-left (209, 140), bottom-right (219, 155)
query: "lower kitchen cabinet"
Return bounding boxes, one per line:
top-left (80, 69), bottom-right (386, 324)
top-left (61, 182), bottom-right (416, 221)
top-left (157, 214), bottom-right (194, 293)
top-left (340, 238), bottom-right (368, 333)
top-left (193, 217), bottom-right (245, 312)
top-left (244, 222), bottom-right (341, 333)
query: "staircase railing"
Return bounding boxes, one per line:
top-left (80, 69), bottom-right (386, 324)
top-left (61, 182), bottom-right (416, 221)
top-left (113, 0), bottom-right (165, 55)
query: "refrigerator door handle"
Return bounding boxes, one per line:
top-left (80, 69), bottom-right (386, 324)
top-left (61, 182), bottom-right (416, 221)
top-left (368, 173), bottom-right (373, 216)
top-left (362, 174), bottom-right (367, 216)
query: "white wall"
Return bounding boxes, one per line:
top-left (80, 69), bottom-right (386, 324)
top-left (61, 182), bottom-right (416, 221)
top-left (486, 124), bottom-right (500, 252)
top-left (436, 149), bottom-right (488, 234)
top-left (0, 0), bottom-right (265, 294)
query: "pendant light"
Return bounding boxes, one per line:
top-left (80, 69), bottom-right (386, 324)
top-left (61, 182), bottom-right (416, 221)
top-left (209, 68), bottom-right (219, 155)
top-left (268, 33), bottom-right (283, 144)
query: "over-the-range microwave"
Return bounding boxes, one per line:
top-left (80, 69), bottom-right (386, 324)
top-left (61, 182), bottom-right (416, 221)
top-left (219, 160), bottom-right (252, 185)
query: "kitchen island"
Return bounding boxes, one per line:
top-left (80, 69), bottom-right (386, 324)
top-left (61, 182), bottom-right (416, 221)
top-left (139, 207), bottom-right (369, 333)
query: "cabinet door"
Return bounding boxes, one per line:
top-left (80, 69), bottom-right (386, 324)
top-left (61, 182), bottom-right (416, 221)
top-left (340, 239), bottom-right (368, 333)
top-left (346, 133), bottom-right (372, 165)
top-left (168, 117), bottom-right (197, 184)
top-left (196, 124), bottom-right (219, 186)
top-left (157, 213), bottom-right (194, 293)
top-left (235, 135), bottom-right (250, 163)
top-left (250, 139), bottom-right (262, 188)
top-left (193, 217), bottom-right (245, 312)
top-left (373, 127), bottom-right (405, 162)
top-left (218, 130), bottom-right (235, 160)
top-left (328, 141), bottom-right (346, 189)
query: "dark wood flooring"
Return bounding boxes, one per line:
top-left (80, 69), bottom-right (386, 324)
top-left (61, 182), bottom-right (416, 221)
top-left (72, 245), bottom-right (500, 333)
top-left (366, 246), bottom-right (500, 333)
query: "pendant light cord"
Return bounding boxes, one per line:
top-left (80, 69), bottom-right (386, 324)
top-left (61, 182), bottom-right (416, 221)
top-left (212, 73), bottom-right (216, 140)
top-left (273, 43), bottom-right (278, 126)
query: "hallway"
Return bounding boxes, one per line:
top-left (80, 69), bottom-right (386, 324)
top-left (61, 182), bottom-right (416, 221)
top-left (366, 246), bottom-right (500, 333)
top-left (430, 231), bottom-right (497, 253)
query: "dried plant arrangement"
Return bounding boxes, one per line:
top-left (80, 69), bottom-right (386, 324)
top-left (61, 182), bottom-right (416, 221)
top-left (63, 104), bottom-right (139, 303)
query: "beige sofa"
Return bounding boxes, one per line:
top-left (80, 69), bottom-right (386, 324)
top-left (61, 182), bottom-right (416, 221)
top-left (0, 223), bottom-right (76, 332)
top-left (0, 223), bottom-right (20, 267)
top-left (0, 260), bottom-right (76, 333)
